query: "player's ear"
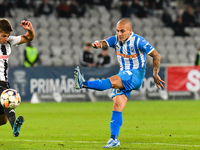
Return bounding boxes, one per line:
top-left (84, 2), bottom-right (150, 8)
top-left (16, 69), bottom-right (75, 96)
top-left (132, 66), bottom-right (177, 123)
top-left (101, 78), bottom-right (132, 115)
top-left (129, 29), bottom-right (132, 34)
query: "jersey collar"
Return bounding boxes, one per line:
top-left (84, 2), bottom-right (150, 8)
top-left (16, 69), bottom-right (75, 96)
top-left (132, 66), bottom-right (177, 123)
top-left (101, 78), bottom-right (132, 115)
top-left (120, 32), bottom-right (134, 45)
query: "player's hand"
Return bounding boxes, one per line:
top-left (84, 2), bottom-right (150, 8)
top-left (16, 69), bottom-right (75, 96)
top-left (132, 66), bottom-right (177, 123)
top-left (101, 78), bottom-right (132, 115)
top-left (20, 20), bottom-right (33, 31)
top-left (92, 41), bottom-right (102, 49)
top-left (153, 74), bottom-right (165, 90)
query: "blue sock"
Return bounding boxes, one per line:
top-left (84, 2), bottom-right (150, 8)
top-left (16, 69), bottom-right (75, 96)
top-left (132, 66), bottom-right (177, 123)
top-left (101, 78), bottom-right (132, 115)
top-left (83, 79), bottom-right (112, 91)
top-left (110, 111), bottom-right (122, 140)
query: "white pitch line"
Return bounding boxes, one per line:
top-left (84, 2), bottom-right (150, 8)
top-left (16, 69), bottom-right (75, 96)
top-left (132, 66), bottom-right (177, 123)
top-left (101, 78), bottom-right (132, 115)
top-left (132, 142), bottom-right (200, 147)
top-left (1, 139), bottom-right (105, 144)
top-left (132, 134), bottom-right (199, 137)
top-left (1, 139), bottom-right (200, 147)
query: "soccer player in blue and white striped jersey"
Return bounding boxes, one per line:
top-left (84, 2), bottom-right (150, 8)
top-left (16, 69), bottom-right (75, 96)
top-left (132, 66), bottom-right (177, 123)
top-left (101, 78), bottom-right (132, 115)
top-left (74, 19), bottom-right (165, 148)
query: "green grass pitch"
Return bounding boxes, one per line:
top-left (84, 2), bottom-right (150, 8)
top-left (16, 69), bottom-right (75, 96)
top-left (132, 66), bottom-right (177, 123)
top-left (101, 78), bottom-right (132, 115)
top-left (0, 100), bottom-right (200, 150)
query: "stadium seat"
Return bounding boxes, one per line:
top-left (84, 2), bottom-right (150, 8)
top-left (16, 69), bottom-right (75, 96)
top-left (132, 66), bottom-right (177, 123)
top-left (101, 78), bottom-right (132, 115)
top-left (87, 8), bottom-right (100, 19)
top-left (58, 18), bottom-right (70, 27)
top-left (38, 19), bottom-right (50, 29)
top-left (60, 38), bottom-right (72, 48)
top-left (194, 36), bottom-right (200, 46)
top-left (51, 57), bottom-right (63, 66)
top-left (80, 28), bottom-right (92, 37)
top-left (62, 55), bottom-right (74, 66)
top-left (154, 28), bottom-right (165, 36)
top-left (80, 18), bottom-right (92, 29)
top-left (168, 54), bottom-right (179, 64)
top-left (51, 46), bottom-right (63, 57)
top-left (184, 37), bottom-right (196, 45)
top-left (188, 53), bottom-right (195, 64)
top-left (186, 45), bottom-right (196, 55)
top-left (142, 18), bottom-right (154, 28)
top-left (163, 28), bottom-right (174, 36)
top-left (38, 28), bottom-right (50, 38)
top-left (9, 55), bottom-right (20, 67)
top-left (174, 37), bottom-right (186, 47)
top-left (80, 35), bottom-right (92, 44)
top-left (192, 28), bottom-right (200, 37)
top-left (71, 36), bottom-right (82, 45)
top-left (135, 27), bottom-right (145, 37)
top-left (49, 27), bottom-right (61, 38)
top-left (39, 38), bottom-right (51, 48)
top-left (101, 28), bottom-right (113, 38)
top-left (69, 18), bottom-right (80, 28)
top-left (48, 17), bottom-right (60, 28)
top-left (38, 46), bottom-right (51, 55)
top-left (40, 54), bottom-right (52, 66)
top-left (59, 27), bottom-right (71, 39)
top-left (132, 17), bottom-right (144, 28)
top-left (72, 45), bottom-right (82, 53)
top-left (178, 54), bottom-right (189, 63)
top-left (165, 36), bottom-right (176, 46)
top-left (143, 27), bottom-right (154, 36)
top-left (72, 54), bottom-right (80, 66)
top-left (49, 36), bottom-right (62, 46)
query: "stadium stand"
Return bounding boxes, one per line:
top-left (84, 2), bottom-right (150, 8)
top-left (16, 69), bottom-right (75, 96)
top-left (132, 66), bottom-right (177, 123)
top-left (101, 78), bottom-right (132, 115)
top-left (3, 0), bottom-right (200, 67)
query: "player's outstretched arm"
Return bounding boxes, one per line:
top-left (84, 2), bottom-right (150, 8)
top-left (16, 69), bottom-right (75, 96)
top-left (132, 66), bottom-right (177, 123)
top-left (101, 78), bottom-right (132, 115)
top-left (149, 49), bottom-right (165, 90)
top-left (92, 40), bottom-right (108, 49)
top-left (18, 20), bottom-right (35, 45)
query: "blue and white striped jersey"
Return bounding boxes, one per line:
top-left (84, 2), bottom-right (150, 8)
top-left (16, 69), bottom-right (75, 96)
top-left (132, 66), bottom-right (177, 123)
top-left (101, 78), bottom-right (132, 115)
top-left (105, 32), bottom-right (154, 71)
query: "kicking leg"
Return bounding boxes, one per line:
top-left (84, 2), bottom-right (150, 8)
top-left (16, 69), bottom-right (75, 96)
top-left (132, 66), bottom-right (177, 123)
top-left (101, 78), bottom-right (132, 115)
top-left (74, 66), bottom-right (123, 90)
top-left (74, 66), bottom-right (112, 90)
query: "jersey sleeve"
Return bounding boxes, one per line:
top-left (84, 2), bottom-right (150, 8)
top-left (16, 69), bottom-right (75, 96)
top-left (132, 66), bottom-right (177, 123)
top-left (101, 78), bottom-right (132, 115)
top-left (138, 37), bottom-right (154, 54)
top-left (8, 36), bottom-right (21, 46)
top-left (104, 36), bottom-right (117, 48)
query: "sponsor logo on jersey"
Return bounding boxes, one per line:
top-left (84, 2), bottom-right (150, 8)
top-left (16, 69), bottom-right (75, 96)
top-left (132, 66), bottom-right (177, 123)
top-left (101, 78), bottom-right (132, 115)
top-left (0, 55), bottom-right (9, 59)
top-left (116, 51), bottom-right (137, 58)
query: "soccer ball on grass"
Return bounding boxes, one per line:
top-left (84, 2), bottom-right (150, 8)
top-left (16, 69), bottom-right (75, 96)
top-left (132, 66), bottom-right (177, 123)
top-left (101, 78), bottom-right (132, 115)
top-left (0, 89), bottom-right (21, 109)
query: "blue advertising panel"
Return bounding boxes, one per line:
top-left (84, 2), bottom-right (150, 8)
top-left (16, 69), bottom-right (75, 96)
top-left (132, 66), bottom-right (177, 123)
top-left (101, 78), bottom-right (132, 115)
top-left (8, 66), bottom-right (166, 101)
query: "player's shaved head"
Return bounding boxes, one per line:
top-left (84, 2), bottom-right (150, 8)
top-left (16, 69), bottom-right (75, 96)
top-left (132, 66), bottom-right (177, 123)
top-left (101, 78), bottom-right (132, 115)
top-left (117, 19), bottom-right (132, 30)
top-left (116, 19), bottom-right (132, 41)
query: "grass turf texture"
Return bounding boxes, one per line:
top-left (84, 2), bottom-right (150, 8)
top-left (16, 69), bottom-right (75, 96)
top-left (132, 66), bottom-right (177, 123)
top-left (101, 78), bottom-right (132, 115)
top-left (0, 100), bottom-right (200, 150)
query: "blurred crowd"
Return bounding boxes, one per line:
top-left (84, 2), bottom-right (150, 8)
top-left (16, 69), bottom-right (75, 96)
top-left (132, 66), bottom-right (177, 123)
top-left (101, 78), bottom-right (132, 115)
top-left (0, 0), bottom-right (113, 18)
top-left (161, 2), bottom-right (200, 36)
top-left (0, 0), bottom-right (200, 38)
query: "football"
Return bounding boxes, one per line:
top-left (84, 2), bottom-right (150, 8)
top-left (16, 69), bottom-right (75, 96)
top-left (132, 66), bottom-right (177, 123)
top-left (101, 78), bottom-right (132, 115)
top-left (0, 89), bottom-right (21, 109)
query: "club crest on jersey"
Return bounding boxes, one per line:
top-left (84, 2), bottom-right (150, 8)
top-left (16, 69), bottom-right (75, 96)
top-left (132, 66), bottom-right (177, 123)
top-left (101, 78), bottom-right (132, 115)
top-left (130, 46), bottom-right (135, 53)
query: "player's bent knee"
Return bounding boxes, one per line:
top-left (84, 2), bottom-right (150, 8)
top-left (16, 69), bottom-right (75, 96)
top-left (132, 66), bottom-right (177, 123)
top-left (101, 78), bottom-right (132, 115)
top-left (109, 75), bottom-right (123, 89)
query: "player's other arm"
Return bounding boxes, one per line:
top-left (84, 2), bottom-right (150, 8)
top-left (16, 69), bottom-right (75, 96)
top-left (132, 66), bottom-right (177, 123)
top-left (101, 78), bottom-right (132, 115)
top-left (92, 40), bottom-right (108, 49)
top-left (149, 49), bottom-right (165, 89)
top-left (18, 20), bottom-right (35, 45)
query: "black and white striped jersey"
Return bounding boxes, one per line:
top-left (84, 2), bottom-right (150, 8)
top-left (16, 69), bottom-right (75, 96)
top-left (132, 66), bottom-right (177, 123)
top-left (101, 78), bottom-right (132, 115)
top-left (0, 36), bottom-right (21, 81)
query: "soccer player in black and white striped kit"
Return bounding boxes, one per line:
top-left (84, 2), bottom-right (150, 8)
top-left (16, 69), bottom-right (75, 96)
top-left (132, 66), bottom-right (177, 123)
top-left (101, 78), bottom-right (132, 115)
top-left (0, 18), bottom-right (35, 136)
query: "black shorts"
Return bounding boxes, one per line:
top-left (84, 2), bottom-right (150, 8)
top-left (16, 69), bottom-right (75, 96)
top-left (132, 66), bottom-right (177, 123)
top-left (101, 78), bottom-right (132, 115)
top-left (0, 81), bottom-right (10, 115)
